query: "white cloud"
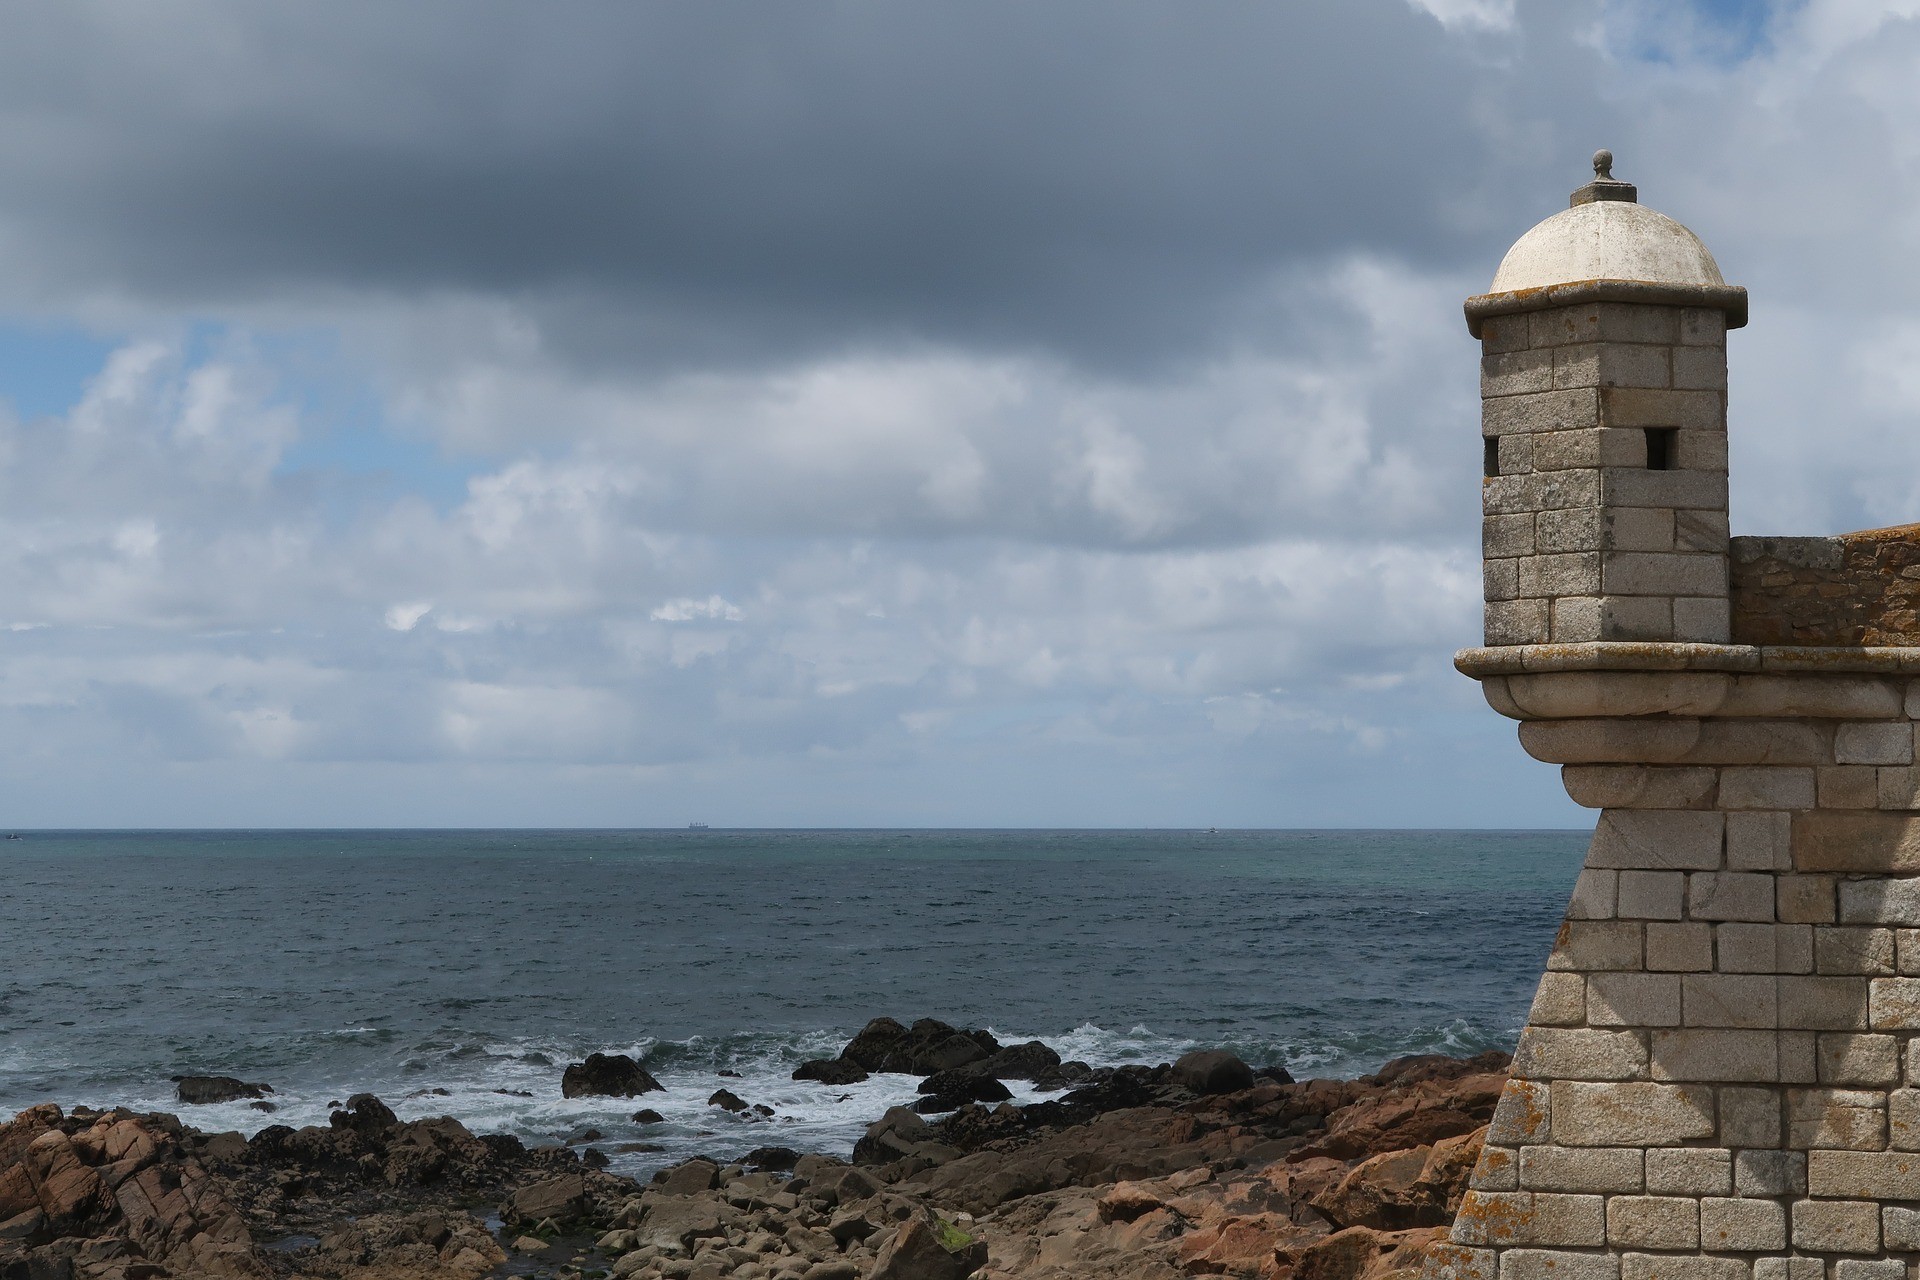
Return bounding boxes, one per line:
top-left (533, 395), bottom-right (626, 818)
top-left (384, 601), bottom-right (432, 631)
top-left (1404, 0), bottom-right (1515, 32)
top-left (14, 1), bottom-right (1920, 825)
top-left (651, 595), bottom-right (745, 623)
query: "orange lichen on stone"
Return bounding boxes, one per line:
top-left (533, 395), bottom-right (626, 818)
top-left (1447, 1191), bottom-right (1533, 1245)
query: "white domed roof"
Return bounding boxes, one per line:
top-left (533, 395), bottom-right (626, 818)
top-left (1489, 199), bottom-right (1726, 294)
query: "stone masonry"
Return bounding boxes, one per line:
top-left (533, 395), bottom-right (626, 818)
top-left (1730, 529), bottom-right (1920, 647)
top-left (1478, 299), bottom-right (1732, 647)
top-left (1431, 155), bottom-right (1920, 1280)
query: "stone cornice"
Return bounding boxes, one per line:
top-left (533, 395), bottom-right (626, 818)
top-left (1464, 279), bottom-right (1749, 337)
top-left (1457, 642), bottom-right (1920, 678)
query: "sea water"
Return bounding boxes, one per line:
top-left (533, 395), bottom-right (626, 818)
top-left (0, 828), bottom-right (1584, 1174)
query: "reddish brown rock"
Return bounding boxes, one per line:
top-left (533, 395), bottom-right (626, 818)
top-left (0, 1104), bottom-right (264, 1279)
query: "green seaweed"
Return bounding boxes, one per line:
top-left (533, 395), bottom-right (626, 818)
top-left (934, 1218), bottom-right (975, 1252)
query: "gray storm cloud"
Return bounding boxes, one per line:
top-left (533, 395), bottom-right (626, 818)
top-left (0, 0), bottom-right (1909, 826)
top-left (0, 0), bottom-right (1596, 367)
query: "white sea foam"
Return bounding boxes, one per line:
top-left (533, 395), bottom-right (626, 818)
top-left (44, 1017), bottom-right (1511, 1178)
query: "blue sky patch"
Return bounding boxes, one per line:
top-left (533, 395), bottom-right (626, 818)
top-left (1612, 0), bottom-right (1796, 66)
top-left (0, 324), bottom-right (118, 421)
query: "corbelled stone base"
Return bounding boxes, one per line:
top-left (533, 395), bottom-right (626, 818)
top-left (1430, 651), bottom-right (1920, 1280)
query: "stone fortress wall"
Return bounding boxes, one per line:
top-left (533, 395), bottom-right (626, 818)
top-left (1430, 154), bottom-right (1920, 1280)
top-left (1730, 531), bottom-right (1920, 648)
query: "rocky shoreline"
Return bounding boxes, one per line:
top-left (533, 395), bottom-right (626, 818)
top-left (0, 1020), bottom-right (1507, 1280)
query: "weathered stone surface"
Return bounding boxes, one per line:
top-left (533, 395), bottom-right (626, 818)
top-left (1605, 1195), bottom-right (1698, 1249)
top-left (1685, 872), bottom-right (1774, 922)
top-left (1545, 920), bottom-right (1645, 973)
top-left (1787, 1089), bottom-right (1887, 1150)
top-left (1731, 525), bottom-right (1920, 647)
top-left (1700, 1197), bottom-right (1785, 1251)
top-left (1449, 1190), bottom-right (1606, 1248)
top-left (1794, 812), bottom-right (1920, 873)
top-left (1644, 1147), bottom-right (1730, 1196)
top-left (1518, 1145), bottom-right (1642, 1194)
top-left (1585, 810), bottom-right (1724, 871)
top-left (1648, 1030), bottom-right (1778, 1083)
top-left (1487, 1081), bottom-right (1551, 1148)
top-left (1645, 922), bottom-right (1714, 972)
top-left (1500, 1249), bottom-right (1619, 1280)
top-left (1548, 1082), bottom-right (1712, 1146)
top-left (1806, 1150), bottom-right (1920, 1200)
top-left (1791, 1197), bottom-right (1882, 1253)
top-left (1563, 766), bottom-right (1718, 809)
top-left (1512, 1029), bottom-right (1647, 1082)
top-left (1735, 1150), bottom-right (1806, 1197)
top-left (1586, 974), bottom-right (1679, 1027)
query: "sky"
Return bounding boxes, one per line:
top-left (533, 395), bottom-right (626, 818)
top-left (0, 0), bottom-right (1912, 828)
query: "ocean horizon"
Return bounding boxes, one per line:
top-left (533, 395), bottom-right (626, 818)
top-left (3, 827), bottom-right (1584, 1174)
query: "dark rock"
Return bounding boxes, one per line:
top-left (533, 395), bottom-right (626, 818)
top-left (753, 1104), bottom-right (775, 1117)
top-left (329, 1094), bottom-right (398, 1136)
top-left (853, 1106), bottom-right (942, 1166)
top-left (912, 1072), bottom-right (1014, 1113)
top-left (837, 1017), bottom-right (1002, 1075)
top-left (631, 1109), bottom-right (665, 1124)
top-left (792, 1058), bottom-right (870, 1085)
top-left (247, 1124), bottom-right (297, 1157)
top-left (1257, 1063), bottom-right (1297, 1084)
top-left (171, 1075), bottom-right (273, 1105)
top-left (580, 1148), bottom-right (609, 1169)
top-left (744, 1146), bottom-right (800, 1171)
top-left (838, 1016), bottom-right (911, 1070)
top-left (717, 1069), bottom-right (742, 1078)
top-left (708, 1089), bottom-right (748, 1113)
top-left (479, 1131), bottom-right (528, 1160)
top-left (247, 1101), bottom-right (277, 1113)
top-left (975, 1039), bottom-right (1061, 1081)
top-left (560, 1052), bottom-right (663, 1099)
top-left (1171, 1049), bottom-right (1256, 1096)
top-left (199, 1132), bottom-right (249, 1164)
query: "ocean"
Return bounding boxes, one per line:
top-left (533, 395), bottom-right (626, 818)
top-left (0, 828), bottom-right (1583, 1176)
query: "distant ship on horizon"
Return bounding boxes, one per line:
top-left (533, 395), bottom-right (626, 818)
top-left (687, 821), bottom-right (710, 830)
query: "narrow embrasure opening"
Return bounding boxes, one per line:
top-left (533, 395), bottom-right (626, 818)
top-left (1645, 428), bottom-right (1676, 471)
top-left (1484, 437), bottom-right (1500, 478)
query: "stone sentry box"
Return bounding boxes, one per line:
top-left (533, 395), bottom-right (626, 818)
top-left (1429, 153), bottom-right (1920, 1280)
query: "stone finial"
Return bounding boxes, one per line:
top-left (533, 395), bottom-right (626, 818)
top-left (1570, 147), bottom-right (1637, 207)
